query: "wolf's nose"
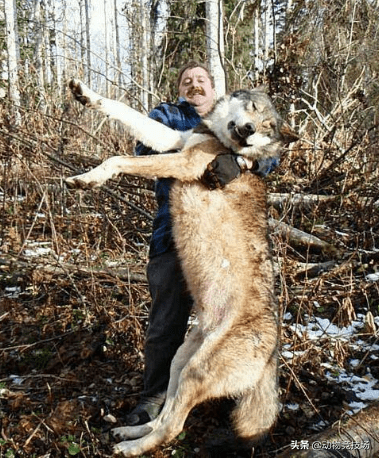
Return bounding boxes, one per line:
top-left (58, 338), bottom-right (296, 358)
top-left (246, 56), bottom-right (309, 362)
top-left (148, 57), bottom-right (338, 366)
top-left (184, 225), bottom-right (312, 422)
top-left (236, 122), bottom-right (255, 139)
top-left (243, 123), bottom-right (255, 136)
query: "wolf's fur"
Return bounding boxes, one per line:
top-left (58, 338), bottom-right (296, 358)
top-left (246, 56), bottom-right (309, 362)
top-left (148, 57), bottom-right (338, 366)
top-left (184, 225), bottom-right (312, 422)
top-left (66, 80), bottom-right (296, 457)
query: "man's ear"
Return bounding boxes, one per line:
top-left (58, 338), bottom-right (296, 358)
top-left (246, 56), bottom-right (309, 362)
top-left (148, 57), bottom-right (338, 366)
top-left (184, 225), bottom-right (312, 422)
top-left (280, 123), bottom-right (299, 145)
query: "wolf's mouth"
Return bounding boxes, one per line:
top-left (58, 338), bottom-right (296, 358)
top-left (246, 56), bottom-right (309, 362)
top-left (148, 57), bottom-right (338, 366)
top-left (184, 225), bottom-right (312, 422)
top-left (228, 122), bottom-right (256, 147)
top-left (231, 132), bottom-right (249, 147)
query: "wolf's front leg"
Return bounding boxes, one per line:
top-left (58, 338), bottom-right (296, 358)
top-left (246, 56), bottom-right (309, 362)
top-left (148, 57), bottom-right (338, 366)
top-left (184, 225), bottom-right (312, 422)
top-left (69, 79), bottom-right (184, 152)
top-left (69, 79), bottom-right (103, 109)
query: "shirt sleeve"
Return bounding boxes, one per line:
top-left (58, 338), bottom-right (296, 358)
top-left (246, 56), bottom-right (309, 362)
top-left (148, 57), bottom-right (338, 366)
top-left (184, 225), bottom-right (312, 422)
top-left (256, 156), bottom-right (280, 176)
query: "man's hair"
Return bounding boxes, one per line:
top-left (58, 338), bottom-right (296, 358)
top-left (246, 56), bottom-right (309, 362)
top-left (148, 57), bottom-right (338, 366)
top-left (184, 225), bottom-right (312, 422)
top-left (176, 60), bottom-right (214, 89)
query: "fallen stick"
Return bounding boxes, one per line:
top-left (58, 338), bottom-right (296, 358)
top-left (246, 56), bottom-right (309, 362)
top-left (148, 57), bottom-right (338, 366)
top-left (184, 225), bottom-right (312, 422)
top-left (268, 193), bottom-right (335, 208)
top-left (269, 218), bottom-right (338, 254)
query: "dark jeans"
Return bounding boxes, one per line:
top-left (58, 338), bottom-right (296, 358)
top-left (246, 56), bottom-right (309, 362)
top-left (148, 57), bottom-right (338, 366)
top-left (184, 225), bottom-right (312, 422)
top-left (142, 250), bottom-right (193, 398)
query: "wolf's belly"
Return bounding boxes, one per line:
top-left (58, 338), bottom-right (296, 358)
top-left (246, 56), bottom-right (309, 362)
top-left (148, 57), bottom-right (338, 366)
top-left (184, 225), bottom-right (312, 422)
top-left (168, 175), bottom-right (273, 326)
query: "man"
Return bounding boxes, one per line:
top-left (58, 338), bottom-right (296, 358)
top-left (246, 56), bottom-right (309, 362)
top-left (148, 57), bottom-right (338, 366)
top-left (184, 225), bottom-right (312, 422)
top-left (125, 61), bottom-right (279, 425)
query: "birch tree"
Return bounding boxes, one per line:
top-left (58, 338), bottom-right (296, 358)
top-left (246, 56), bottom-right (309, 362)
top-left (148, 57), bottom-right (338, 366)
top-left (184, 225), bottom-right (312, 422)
top-left (206, 0), bottom-right (226, 97)
top-left (140, 0), bottom-right (149, 111)
top-left (113, 0), bottom-right (122, 90)
top-left (223, 0), bottom-right (264, 89)
top-left (157, 1), bottom-right (207, 100)
top-left (53, 0), bottom-right (66, 96)
top-left (43, 0), bottom-right (53, 86)
top-left (4, 0), bottom-right (21, 123)
top-left (32, 0), bottom-right (46, 110)
top-left (98, 0), bottom-right (109, 95)
top-left (122, 0), bottom-right (140, 108)
top-left (84, 0), bottom-right (91, 84)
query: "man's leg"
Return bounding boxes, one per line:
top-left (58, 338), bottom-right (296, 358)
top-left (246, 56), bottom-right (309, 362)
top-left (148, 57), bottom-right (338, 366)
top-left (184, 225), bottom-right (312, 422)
top-left (125, 250), bottom-right (193, 425)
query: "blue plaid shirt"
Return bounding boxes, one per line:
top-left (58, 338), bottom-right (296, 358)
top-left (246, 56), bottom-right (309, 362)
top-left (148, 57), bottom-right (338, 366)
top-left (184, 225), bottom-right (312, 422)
top-left (136, 97), bottom-right (279, 258)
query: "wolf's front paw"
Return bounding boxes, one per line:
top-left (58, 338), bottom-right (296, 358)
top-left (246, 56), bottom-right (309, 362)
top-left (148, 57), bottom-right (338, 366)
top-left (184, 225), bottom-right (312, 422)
top-left (69, 79), bottom-right (90, 106)
top-left (69, 79), bottom-right (101, 108)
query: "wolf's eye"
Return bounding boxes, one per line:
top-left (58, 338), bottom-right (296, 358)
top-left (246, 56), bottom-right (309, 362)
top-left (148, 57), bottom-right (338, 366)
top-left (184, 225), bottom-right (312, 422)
top-left (263, 119), bottom-right (276, 130)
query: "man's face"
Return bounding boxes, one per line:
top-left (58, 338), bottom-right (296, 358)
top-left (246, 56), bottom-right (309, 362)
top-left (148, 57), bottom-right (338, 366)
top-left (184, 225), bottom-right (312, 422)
top-left (178, 66), bottom-right (215, 116)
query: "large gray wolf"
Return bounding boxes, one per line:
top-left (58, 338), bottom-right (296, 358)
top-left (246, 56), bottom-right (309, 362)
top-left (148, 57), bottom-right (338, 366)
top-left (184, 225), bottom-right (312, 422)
top-left (66, 80), bottom-right (297, 457)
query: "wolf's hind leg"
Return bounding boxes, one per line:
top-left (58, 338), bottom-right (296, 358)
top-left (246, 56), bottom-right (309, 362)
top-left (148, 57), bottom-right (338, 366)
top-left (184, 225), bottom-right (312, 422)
top-left (231, 354), bottom-right (279, 442)
top-left (112, 327), bottom-right (203, 444)
top-left (112, 422), bottom-right (155, 441)
top-left (65, 156), bottom-right (134, 189)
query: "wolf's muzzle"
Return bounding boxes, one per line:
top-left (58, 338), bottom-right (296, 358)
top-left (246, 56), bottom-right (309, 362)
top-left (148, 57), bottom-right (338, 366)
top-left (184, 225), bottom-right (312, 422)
top-left (228, 121), bottom-right (256, 146)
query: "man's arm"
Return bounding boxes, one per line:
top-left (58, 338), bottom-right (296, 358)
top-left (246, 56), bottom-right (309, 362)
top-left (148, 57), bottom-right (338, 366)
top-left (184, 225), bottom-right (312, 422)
top-left (135, 103), bottom-right (264, 188)
top-left (200, 154), bottom-right (279, 189)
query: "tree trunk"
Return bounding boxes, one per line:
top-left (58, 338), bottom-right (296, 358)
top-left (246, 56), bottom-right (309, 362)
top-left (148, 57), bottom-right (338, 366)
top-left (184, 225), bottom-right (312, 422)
top-left (140, 0), bottom-right (149, 111)
top-left (33, 0), bottom-right (46, 111)
top-left (4, 0), bottom-right (21, 124)
top-left (253, 5), bottom-right (260, 81)
top-left (279, 402), bottom-right (379, 458)
top-left (43, 0), bottom-right (53, 86)
top-left (84, 0), bottom-right (91, 84)
top-left (113, 0), bottom-right (122, 91)
top-left (53, 1), bottom-right (63, 96)
top-left (206, 0), bottom-right (226, 97)
top-left (269, 218), bottom-right (337, 254)
top-left (103, 0), bottom-right (110, 96)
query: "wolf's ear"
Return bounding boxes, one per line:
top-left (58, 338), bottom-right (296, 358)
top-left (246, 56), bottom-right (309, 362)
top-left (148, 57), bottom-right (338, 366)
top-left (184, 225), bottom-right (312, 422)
top-left (253, 84), bottom-right (268, 93)
top-left (280, 123), bottom-right (299, 144)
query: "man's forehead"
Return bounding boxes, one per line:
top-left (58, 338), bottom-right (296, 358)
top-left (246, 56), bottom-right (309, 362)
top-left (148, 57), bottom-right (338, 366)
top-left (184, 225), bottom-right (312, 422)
top-left (181, 67), bottom-right (210, 82)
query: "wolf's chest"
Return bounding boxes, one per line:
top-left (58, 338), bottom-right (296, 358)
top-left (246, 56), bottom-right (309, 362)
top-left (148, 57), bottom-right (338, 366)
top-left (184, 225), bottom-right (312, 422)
top-left (167, 180), bottom-right (247, 273)
top-left (167, 174), bottom-right (268, 264)
top-left (169, 181), bottom-right (228, 232)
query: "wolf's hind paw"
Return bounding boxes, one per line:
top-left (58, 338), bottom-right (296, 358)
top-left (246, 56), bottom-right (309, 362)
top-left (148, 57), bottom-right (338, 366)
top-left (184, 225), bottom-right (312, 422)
top-left (112, 424), bottom-right (153, 441)
top-left (113, 439), bottom-right (144, 457)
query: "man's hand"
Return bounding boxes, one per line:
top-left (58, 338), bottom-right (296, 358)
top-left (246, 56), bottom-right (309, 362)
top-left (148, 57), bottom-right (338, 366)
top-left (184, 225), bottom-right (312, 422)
top-left (201, 154), bottom-right (242, 190)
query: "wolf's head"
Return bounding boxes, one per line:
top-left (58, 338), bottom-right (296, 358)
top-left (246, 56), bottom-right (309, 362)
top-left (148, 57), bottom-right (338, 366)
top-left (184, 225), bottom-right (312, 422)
top-left (203, 89), bottom-right (297, 160)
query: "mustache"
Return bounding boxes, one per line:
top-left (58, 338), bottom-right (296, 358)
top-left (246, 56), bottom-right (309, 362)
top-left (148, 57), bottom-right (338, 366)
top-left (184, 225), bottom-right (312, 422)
top-left (187, 86), bottom-right (205, 97)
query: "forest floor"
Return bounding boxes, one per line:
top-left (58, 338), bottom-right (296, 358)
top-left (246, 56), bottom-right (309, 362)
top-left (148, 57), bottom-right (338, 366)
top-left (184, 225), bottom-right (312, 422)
top-left (0, 102), bottom-right (379, 458)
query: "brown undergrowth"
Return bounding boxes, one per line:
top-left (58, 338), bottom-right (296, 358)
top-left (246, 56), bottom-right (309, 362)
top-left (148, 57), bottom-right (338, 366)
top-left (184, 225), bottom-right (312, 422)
top-left (0, 93), bottom-right (378, 457)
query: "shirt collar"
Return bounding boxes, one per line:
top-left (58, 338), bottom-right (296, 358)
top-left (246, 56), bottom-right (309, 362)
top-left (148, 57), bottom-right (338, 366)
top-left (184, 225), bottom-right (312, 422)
top-left (178, 97), bottom-right (201, 119)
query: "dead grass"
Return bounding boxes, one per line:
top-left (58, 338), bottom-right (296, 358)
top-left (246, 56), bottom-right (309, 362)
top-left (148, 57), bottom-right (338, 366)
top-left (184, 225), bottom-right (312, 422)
top-left (0, 91), bottom-right (378, 457)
